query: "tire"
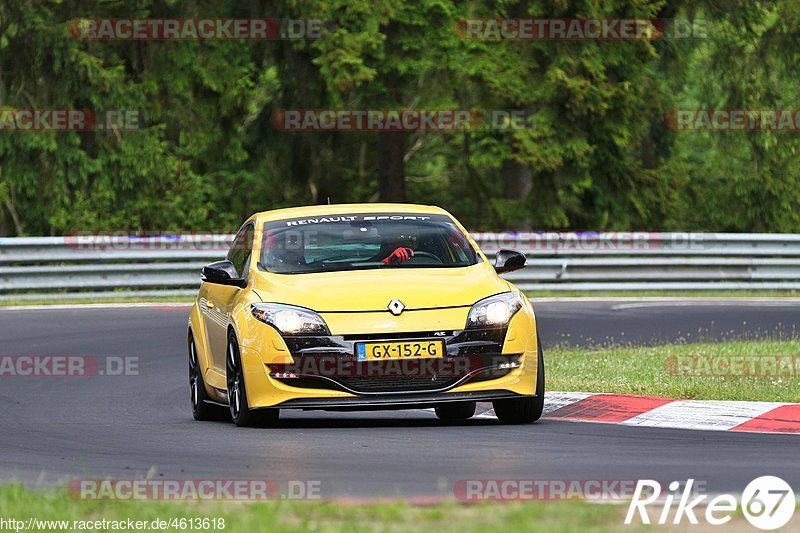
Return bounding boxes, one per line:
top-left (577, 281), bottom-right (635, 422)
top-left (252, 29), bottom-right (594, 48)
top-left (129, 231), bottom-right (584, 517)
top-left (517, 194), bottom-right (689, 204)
top-left (189, 333), bottom-right (227, 421)
top-left (226, 330), bottom-right (280, 428)
top-left (492, 336), bottom-right (545, 425)
top-left (435, 401), bottom-right (476, 421)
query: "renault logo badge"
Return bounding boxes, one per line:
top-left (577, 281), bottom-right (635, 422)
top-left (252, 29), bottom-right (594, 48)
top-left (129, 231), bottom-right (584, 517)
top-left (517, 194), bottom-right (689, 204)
top-left (387, 299), bottom-right (405, 316)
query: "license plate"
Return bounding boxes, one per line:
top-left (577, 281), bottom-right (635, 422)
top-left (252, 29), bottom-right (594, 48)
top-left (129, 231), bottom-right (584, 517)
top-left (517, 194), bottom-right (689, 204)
top-left (356, 340), bottom-right (445, 361)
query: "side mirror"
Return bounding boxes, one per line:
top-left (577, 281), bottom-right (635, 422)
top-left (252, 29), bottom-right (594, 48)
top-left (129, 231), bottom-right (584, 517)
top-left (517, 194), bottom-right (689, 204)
top-left (494, 249), bottom-right (526, 274)
top-left (201, 260), bottom-right (246, 288)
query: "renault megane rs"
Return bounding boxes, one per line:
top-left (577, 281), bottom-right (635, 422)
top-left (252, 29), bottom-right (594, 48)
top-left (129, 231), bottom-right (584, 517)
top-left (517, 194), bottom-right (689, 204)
top-left (188, 204), bottom-right (544, 427)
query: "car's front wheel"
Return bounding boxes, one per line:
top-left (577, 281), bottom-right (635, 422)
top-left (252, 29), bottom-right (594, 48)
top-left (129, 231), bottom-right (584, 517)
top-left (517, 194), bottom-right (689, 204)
top-left (493, 337), bottom-right (545, 424)
top-left (435, 401), bottom-right (476, 421)
top-left (226, 330), bottom-right (280, 428)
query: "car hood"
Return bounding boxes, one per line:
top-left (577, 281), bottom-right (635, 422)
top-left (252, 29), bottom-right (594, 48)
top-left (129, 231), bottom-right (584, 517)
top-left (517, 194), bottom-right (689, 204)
top-left (251, 262), bottom-right (511, 312)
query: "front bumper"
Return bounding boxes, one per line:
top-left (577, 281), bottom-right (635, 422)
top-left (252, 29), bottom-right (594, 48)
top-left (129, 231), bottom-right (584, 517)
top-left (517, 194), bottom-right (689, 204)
top-left (270, 327), bottom-right (518, 395)
top-left (239, 307), bottom-right (539, 409)
top-left (275, 391), bottom-right (533, 411)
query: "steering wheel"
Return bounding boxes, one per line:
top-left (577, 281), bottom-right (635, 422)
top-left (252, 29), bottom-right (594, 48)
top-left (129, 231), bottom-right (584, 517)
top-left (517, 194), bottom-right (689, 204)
top-left (406, 251), bottom-right (443, 264)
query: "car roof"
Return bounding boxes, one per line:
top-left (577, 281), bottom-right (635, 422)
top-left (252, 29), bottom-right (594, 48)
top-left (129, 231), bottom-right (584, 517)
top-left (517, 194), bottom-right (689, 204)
top-left (250, 203), bottom-right (451, 224)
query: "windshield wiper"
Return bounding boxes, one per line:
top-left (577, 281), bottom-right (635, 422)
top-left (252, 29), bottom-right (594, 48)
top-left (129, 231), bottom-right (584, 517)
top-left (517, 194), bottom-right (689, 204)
top-left (271, 264), bottom-right (386, 275)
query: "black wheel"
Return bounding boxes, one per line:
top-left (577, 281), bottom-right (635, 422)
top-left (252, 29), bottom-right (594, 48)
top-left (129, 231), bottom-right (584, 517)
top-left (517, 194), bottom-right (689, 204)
top-left (226, 330), bottom-right (280, 428)
top-left (435, 401), bottom-right (476, 421)
top-left (493, 336), bottom-right (545, 424)
top-left (189, 333), bottom-right (226, 421)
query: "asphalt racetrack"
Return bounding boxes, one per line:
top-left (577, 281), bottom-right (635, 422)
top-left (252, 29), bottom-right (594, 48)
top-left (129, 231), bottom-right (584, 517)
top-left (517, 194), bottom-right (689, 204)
top-left (1, 299), bottom-right (799, 497)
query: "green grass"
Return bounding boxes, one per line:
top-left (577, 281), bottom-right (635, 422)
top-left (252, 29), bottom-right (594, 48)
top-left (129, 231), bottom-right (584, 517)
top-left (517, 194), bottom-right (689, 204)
top-left (548, 340), bottom-right (800, 402)
top-left (0, 483), bottom-right (642, 533)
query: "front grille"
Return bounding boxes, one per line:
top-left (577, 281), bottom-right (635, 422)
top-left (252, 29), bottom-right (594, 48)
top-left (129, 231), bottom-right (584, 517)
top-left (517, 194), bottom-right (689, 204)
top-left (272, 373), bottom-right (459, 393)
top-left (335, 374), bottom-right (458, 393)
top-left (271, 356), bottom-right (520, 394)
top-left (283, 328), bottom-right (506, 357)
top-left (341, 331), bottom-right (456, 341)
top-left (273, 328), bottom-right (516, 395)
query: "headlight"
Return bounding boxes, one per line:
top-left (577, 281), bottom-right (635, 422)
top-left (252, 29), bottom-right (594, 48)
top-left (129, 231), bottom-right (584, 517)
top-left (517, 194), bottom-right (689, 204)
top-left (466, 292), bottom-right (524, 328)
top-left (251, 303), bottom-right (330, 336)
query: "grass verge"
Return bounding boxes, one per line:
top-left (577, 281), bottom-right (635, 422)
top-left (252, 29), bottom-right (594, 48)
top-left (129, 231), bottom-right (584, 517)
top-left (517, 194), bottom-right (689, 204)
top-left (0, 483), bottom-right (640, 533)
top-left (548, 340), bottom-right (800, 402)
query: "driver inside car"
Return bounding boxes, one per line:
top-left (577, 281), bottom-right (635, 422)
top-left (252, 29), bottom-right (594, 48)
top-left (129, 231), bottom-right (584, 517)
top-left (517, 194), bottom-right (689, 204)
top-left (263, 231), bottom-right (307, 271)
top-left (375, 233), bottom-right (417, 266)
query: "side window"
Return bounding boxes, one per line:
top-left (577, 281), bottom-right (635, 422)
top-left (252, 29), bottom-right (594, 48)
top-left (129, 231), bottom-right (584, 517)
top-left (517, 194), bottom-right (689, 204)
top-left (227, 224), bottom-right (254, 278)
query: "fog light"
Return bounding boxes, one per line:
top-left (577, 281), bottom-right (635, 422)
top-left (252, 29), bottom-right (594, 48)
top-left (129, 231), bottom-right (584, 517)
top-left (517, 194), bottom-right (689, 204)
top-left (270, 371), bottom-right (298, 379)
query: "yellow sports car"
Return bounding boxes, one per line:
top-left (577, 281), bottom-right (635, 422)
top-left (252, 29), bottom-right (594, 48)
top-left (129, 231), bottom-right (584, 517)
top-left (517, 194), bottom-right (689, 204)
top-left (188, 204), bottom-right (543, 427)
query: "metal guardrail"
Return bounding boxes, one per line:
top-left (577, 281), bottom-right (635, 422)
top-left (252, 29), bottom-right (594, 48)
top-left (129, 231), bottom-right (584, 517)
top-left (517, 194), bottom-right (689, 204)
top-left (1, 232), bottom-right (800, 299)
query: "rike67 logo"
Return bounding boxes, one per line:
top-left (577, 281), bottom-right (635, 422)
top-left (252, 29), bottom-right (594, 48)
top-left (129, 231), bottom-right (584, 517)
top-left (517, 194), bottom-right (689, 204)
top-left (625, 476), bottom-right (795, 530)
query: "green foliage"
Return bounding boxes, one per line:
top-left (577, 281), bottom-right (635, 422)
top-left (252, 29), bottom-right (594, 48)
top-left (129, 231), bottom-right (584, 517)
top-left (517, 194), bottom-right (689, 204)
top-left (660, 1), bottom-right (800, 231)
top-left (0, 0), bottom-right (797, 235)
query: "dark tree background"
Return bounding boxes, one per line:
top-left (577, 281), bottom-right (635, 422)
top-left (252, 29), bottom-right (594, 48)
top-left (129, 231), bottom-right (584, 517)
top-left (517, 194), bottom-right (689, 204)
top-left (0, 0), bottom-right (798, 235)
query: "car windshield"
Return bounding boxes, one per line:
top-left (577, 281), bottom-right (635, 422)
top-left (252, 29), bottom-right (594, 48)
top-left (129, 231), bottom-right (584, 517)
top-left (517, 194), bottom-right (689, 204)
top-left (259, 213), bottom-right (479, 274)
